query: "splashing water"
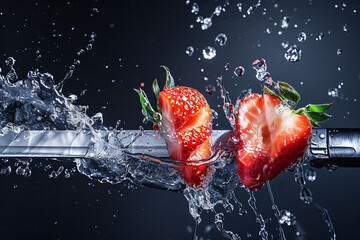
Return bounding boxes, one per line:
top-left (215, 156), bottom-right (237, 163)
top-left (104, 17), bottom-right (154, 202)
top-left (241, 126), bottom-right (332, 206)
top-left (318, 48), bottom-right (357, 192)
top-left (0, 55), bottom-right (337, 240)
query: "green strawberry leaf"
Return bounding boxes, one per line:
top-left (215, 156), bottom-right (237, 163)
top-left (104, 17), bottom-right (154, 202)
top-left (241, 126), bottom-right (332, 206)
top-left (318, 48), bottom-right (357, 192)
top-left (310, 120), bottom-right (321, 128)
top-left (161, 65), bottom-right (175, 89)
top-left (304, 110), bottom-right (331, 123)
top-left (278, 81), bottom-right (301, 104)
top-left (263, 86), bottom-right (283, 101)
top-left (134, 88), bottom-right (157, 124)
top-left (305, 103), bottom-right (333, 113)
top-left (152, 79), bottom-right (161, 112)
top-left (293, 108), bottom-right (305, 115)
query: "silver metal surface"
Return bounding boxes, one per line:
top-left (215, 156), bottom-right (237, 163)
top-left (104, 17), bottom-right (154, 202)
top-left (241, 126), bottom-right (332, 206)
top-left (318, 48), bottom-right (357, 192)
top-left (328, 128), bottom-right (360, 158)
top-left (0, 129), bottom-right (359, 164)
top-left (0, 130), bottom-right (92, 158)
top-left (310, 128), bottom-right (328, 158)
top-left (0, 130), bottom-right (231, 158)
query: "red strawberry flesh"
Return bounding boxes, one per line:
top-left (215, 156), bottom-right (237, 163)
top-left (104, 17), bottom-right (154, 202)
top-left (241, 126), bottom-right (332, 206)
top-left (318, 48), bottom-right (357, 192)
top-left (236, 93), bottom-right (311, 190)
top-left (158, 86), bottom-right (212, 188)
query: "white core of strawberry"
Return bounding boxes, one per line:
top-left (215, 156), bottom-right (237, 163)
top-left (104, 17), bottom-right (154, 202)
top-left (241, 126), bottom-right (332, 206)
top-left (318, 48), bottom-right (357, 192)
top-left (239, 94), bottom-right (301, 155)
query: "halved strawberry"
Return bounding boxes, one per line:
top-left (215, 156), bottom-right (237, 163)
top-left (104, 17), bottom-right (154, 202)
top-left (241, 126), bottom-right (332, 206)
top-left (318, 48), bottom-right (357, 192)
top-left (235, 82), bottom-right (332, 191)
top-left (136, 66), bottom-right (213, 188)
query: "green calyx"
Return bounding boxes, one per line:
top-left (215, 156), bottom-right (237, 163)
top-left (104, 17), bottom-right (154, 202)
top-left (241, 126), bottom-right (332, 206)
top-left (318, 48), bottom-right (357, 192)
top-left (135, 65), bottom-right (175, 126)
top-left (264, 82), bottom-right (332, 128)
top-left (134, 88), bottom-right (159, 126)
top-left (160, 65), bottom-right (175, 89)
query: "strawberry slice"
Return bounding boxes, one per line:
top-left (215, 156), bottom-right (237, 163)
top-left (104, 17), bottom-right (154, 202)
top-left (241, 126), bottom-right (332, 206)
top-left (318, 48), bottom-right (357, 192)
top-left (136, 66), bottom-right (213, 188)
top-left (235, 82), bottom-right (332, 191)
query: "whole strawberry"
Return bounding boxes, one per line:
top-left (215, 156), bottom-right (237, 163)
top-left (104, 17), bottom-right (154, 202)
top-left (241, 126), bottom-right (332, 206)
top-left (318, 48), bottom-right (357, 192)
top-left (236, 82), bottom-right (332, 191)
top-left (136, 66), bottom-right (213, 188)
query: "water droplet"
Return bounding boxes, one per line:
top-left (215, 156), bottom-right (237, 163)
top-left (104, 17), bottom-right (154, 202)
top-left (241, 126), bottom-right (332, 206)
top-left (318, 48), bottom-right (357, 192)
top-left (328, 88), bottom-right (339, 98)
top-left (204, 224), bottom-right (214, 234)
top-left (86, 44), bottom-right (92, 50)
top-left (215, 33), bottom-right (227, 46)
top-left (281, 16), bottom-right (291, 29)
top-left (186, 46), bottom-right (194, 56)
top-left (191, 3), bottom-right (199, 15)
top-left (201, 17), bottom-right (212, 30)
top-left (5, 57), bottom-right (15, 67)
top-left (234, 66), bottom-right (245, 77)
top-left (284, 45), bottom-right (302, 62)
top-left (214, 6), bottom-right (222, 16)
top-left (247, 2), bottom-right (261, 16)
top-left (298, 32), bottom-right (307, 42)
top-left (0, 166), bottom-right (11, 175)
top-left (318, 32), bottom-right (324, 40)
top-left (224, 63), bottom-right (230, 70)
top-left (186, 225), bottom-right (193, 233)
top-left (343, 24), bottom-right (348, 32)
top-left (336, 48), bottom-right (342, 55)
top-left (202, 46), bottom-right (216, 60)
top-left (196, 16), bottom-right (203, 23)
top-left (237, 3), bottom-right (242, 12)
top-left (252, 58), bottom-right (267, 72)
top-left (305, 168), bottom-right (317, 181)
top-left (337, 67), bottom-right (341, 72)
top-left (205, 84), bottom-right (216, 95)
top-left (279, 210), bottom-right (296, 226)
top-left (281, 41), bottom-right (289, 49)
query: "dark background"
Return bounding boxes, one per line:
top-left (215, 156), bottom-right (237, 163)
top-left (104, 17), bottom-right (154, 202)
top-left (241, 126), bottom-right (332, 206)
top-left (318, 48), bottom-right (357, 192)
top-left (0, 0), bottom-right (360, 239)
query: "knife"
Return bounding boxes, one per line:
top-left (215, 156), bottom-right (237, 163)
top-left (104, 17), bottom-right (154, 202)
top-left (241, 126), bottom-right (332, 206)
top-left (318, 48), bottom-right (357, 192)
top-left (0, 129), bottom-right (359, 168)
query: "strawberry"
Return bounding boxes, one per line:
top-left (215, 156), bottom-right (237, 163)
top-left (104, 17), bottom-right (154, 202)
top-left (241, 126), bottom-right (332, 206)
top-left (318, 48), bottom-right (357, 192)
top-left (235, 82), bottom-right (332, 191)
top-left (136, 66), bottom-right (213, 188)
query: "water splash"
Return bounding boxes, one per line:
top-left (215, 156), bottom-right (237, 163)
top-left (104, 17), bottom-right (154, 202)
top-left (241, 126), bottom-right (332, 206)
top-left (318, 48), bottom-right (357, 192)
top-left (0, 56), bottom-right (338, 240)
top-left (294, 164), bottom-right (336, 240)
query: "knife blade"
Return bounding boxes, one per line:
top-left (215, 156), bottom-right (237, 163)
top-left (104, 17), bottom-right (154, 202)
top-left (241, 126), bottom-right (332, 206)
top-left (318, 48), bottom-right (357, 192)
top-left (0, 129), bottom-right (359, 167)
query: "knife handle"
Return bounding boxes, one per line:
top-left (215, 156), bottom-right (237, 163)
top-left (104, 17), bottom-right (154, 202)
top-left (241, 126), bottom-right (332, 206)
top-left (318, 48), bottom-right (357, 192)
top-left (310, 128), bottom-right (360, 168)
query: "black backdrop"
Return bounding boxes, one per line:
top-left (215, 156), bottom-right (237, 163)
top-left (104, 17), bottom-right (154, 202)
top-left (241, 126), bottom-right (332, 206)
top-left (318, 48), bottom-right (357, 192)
top-left (0, 0), bottom-right (359, 239)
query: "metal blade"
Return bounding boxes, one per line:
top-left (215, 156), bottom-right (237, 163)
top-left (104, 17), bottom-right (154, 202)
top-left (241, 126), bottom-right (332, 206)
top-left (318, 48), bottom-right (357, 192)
top-left (0, 130), bottom-right (92, 158)
top-left (0, 130), bottom-right (230, 158)
top-left (0, 129), bottom-right (359, 168)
